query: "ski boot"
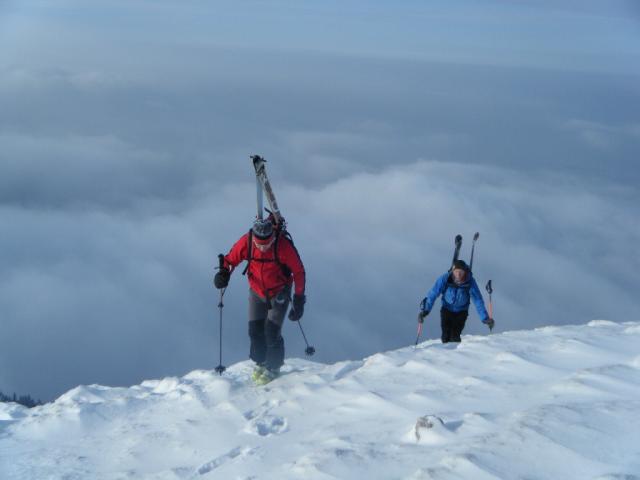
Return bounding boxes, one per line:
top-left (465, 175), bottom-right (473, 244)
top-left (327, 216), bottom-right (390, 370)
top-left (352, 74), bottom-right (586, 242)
top-left (251, 365), bottom-right (266, 383)
top-left (254, 368), bottom-right (280, 386)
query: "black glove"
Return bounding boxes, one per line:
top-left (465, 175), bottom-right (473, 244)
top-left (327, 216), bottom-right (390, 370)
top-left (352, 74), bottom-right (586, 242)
top-left (214, 268), bottom-right (230, 289)
top-left (288, 294), bottom-right (306, 321)
top-left (417, 310), bottom-right (429, 324)
top-left (483, 317), bottom-right (495, 331)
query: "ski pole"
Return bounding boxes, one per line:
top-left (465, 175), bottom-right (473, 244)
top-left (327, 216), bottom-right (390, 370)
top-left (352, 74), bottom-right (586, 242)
top-left (415, 300), bottom-right (426, 346)
top-left (296, 320), bottom-right (316, 356)
top-left (215, 254), bottom-right (227, 375)
top-left (485, 279), bottom-right (494, 332)
top-left (414, 322), bottom-right (423, 347)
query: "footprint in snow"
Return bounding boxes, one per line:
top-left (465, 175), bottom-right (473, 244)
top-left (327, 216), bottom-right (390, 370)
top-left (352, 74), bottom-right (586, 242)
top-left (196, 446), bottom-right (257, 475)
top-left (242, 399), bottom-right (282, 421)
top-left (245, 414), bottom-right (288, 436)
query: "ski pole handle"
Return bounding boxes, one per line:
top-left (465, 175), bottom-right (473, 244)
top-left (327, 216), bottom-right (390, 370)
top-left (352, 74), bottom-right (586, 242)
top-left (218, 254), bottom-right (225, 270)
top-left (485, 280), bottom-right (493, 295)
top-left (485, 279), bottom-right (494, 322)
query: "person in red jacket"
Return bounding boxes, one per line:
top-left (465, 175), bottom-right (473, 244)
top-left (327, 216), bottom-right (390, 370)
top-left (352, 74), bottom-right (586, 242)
top-left (214, 218), bottom-right (306, 384)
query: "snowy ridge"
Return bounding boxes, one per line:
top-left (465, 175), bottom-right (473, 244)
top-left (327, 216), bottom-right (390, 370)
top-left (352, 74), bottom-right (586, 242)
top-left (2, 321), bottom-right (640, 479)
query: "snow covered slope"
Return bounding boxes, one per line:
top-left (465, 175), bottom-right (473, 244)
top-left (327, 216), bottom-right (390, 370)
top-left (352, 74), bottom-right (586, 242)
top-left (2, 321), bottom-right (640, 479)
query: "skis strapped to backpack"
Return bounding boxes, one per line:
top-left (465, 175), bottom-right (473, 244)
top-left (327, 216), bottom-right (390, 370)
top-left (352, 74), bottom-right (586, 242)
top-left (450, 232), bottom-right (480, 271)
top-left (451, 234), bottom-right (462, 269)
top-left (243, 155), bottom-right (298, 278)
top-left (251, 155), bottom-right (284, 228)
top-left (469, 232), bottom-right (480, 271)
top-left (444, 232), bottom-right (480, 309)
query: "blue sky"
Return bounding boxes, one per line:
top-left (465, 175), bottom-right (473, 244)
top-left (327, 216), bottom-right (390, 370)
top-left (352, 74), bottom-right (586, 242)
top-left (1, 0), bottom-right (639, 400)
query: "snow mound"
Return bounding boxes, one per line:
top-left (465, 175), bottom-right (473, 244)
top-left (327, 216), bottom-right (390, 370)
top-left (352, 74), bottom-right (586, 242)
top-left (2, 321), bottom-right (640, 479)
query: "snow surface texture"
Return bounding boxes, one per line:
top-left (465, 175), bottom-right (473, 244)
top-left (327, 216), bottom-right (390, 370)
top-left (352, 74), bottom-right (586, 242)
top-left (2, 321), bottom-right (640, 479)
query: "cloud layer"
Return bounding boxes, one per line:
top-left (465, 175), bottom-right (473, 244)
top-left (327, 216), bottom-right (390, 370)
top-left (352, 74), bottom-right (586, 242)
top-left (2, 160), bottom-right (639, 400)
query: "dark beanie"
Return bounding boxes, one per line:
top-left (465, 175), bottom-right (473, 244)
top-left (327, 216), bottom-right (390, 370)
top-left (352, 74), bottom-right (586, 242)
top-left (452, 259), bottom-right (469, 271)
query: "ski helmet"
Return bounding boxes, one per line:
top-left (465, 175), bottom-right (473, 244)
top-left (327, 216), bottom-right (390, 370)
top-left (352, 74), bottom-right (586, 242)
top-left (252, 218), bottom-right (274, 240)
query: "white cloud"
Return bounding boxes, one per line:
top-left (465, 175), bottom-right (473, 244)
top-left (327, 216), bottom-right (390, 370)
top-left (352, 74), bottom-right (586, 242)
top-left (0, 67), bottom-right (129, 93)
top-left (5, 159), bottom-right (638, 400)
top-left (563, 118), bottom-right (640, 150)
top-left (0, 132), bottom-right (189, 208)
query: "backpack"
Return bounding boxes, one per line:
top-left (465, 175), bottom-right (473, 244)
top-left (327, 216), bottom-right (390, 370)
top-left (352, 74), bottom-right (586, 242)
top-left (241, 216), bottom-right (297, 279)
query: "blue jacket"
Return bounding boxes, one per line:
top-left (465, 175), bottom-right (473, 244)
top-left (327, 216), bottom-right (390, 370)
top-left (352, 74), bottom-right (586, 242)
top-left (422, 272), bottom-right (489, 321)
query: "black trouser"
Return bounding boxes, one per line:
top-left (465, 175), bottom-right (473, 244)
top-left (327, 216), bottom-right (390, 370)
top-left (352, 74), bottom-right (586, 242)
top-left (248, 286), bottom-right (290, 371)
top-left (249, 319), bottom-right (284, 371)
top-left (441, 308), bottom-right (468, 343)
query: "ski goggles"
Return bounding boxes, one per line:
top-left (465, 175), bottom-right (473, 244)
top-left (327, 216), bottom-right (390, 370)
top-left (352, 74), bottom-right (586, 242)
top-left (253, 235), bottom-right (275, 251)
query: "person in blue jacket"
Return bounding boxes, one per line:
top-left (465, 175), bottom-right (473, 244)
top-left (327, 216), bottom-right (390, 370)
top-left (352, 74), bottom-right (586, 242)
top-left (418, 259), bottom-right (494, 343)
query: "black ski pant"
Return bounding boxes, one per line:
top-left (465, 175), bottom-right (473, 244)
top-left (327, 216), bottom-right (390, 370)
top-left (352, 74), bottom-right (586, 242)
top-left (248, 286), bottom-right (291, 371)
top-left (440, 308), bottom-right (468, 343)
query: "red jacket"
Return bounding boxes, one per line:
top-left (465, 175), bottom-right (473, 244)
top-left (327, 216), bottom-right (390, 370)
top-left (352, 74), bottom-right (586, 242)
top-left (223, 232), bottom-right (306, 299)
